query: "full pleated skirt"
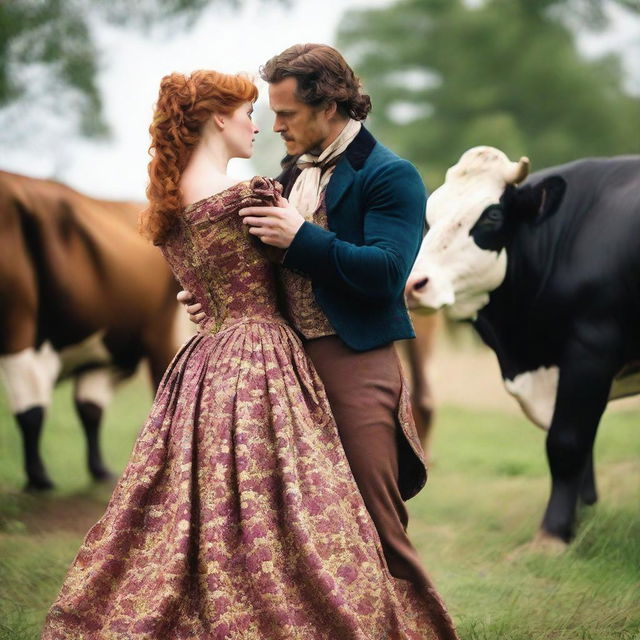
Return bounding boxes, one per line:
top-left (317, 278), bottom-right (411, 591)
top-left (42, 321), bottom-right (455, 640)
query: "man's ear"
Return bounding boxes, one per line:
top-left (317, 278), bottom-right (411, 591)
top-left (502, 176), bottom-right (567, 224)
top-left (324, 101), bottom-right (338, 120)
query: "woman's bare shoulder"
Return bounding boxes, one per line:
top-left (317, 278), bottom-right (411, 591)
top-left (181, 175), bottom-right (241, 208)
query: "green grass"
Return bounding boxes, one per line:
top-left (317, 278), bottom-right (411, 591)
top-left (411, 406), bottom-right (640, 640)
top-left (0, 377), bottom-right (638, 639)
top-left (0, 376), bottom-right (151, 640)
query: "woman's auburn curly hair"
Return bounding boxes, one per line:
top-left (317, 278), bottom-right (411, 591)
top-left (140, 70), bottom-right (258, 245)
top-left (260, 44), bottom-right (371, 121)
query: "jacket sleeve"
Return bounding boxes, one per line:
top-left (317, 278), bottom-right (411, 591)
top-left (282, 159), bottom-right (427, 302)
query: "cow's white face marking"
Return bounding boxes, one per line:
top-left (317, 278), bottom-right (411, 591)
top-left (406, 146), bottom-right (529, 320)
top-left (0, 343), bottom-right (61, 413)
top-left (504, 366), bottom-right (559, 431)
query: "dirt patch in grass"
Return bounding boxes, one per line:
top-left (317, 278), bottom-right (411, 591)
top-left (0, 487), bottom-right (112, 539)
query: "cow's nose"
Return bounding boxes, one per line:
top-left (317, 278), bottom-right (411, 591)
top-left (412, 277), bottom-right (429, 291)
top-left (404, 274), bottom-right (430, 301)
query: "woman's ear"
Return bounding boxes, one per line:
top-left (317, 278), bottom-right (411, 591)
top-left (211, 112), bottom-right (225, 130)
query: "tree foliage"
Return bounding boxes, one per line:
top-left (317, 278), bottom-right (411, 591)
top-left (337, 0), bottom-right (640, 186)
top-left (0, 0), bottom-right (246, 138)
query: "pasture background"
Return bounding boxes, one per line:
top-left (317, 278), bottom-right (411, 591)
top-left (1, 1), bottom-right (639, 638)
top-left (1, 333), bottom-right (638, 640)
top-left (1, 1), bottom-right (639, 197)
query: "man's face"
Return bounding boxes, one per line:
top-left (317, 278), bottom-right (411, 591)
top-left (268, 77), bottom-right (331, 156)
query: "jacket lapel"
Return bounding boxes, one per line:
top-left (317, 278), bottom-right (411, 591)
top-left (326, 126), bottom-right (377, 213)
top-left (325, 160), bottom-right (355, 212)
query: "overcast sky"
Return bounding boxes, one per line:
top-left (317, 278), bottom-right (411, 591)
top-left (1, 0), bottom-right (638, 202)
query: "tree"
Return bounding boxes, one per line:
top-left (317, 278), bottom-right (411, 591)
top-left (337, 0), bottom-right (640, 187)
top-left (0, 0), bottom-right (251, 139)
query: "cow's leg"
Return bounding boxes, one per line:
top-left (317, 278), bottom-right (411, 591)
top-left (73, 368), bottom-right (117, 481)
top-left (0, 345), bottom-right (60, 490)
top-left (142, 311), bottom-right (180, 390)
top-left (402, 313), bottom-right (439, 452)
top-left (541, 340), bottom-right (615, 542)
top-left (408, 355), bottom-right (435, 449)
top-left (395, 340), bottom-right (433, 452)
top-left (15, 407), bottom-right (50, 490)
top-left (579, 451), bottom-right (598, 506)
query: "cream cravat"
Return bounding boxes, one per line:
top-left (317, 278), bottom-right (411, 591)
top-left (288, 119), bottom-right (362, 220)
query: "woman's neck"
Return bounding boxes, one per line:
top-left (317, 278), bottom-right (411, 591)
top-left (187, 137), bottom-right (230, 175)
top-left (180, 139), bottom-right (235, 206)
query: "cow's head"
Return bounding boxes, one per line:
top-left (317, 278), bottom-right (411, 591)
top-left (406, 146), bottom-right (565, 319)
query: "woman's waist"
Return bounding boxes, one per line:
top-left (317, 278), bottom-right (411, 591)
top-left (198, 313), bottom-right (291, 336)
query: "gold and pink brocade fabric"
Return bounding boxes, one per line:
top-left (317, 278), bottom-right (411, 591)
top-left (278, 193), bottom-right (335, 340)
top-left (41, 177), bottom-right (454, 640)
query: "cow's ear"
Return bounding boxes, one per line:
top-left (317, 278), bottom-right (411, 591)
top-left (534, 176), bottom-right (566, 221)
top-left (503, 176), bottom-right (567, 223)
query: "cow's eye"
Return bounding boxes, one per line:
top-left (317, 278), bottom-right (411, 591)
top-left (483, 206), bottom-right (504, 224)
top-left (469, 204), bottom-right (508, 252)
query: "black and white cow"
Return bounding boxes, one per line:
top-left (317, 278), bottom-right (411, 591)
top-left (405, 147), bottom-right (640, 545)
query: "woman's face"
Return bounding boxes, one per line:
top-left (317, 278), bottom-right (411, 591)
top-left (223, 101), bottom-right (259, 159)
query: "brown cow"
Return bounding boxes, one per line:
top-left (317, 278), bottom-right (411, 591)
top-left (0, 170), bottom-right (180, 490)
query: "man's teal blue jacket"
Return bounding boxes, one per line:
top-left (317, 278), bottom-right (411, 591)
top-left (277, 126), bottom-right (427, 351)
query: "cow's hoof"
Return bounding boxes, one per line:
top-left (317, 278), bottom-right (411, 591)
top-left (507, 530), bottom-right (569, 561)
top-left (90, 467), bottom-right (116, 483)
top-left (529, 529), bottom-right (569, 554)
top-left (579, 491), bottom-right (598, 507)
top-left (24, 476), bottom-right (55, 492)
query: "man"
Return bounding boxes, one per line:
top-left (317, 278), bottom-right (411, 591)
top-left (181, 45), bottom-right (453, 632)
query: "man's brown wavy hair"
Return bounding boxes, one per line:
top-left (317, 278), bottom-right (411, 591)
top-left (260, 44), bottom-right (371, 121)
top-left (141, 70), bottom-right (258, 245)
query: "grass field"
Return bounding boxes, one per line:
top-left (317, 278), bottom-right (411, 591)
top-left (0, 370), bottom-right (638, 640)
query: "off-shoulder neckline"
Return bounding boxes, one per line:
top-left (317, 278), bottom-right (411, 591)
top-left (182, 178), bottom-right (255, 213)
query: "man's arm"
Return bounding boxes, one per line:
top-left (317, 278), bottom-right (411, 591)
top-left (283, 159), bottom-right (426, 302)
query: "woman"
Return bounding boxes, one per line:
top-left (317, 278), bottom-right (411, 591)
top-left (41, 70), bottom-right (457, 639)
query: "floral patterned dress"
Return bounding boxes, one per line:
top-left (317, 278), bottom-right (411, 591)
top-left (41, 177), bottom-right (457, 640)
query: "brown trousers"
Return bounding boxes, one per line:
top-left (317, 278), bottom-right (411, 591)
top-left (304, 335), bottom-right (430, 588)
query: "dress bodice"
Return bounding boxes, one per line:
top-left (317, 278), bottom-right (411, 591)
top-left (161, 177), bottom-right (285, 334)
